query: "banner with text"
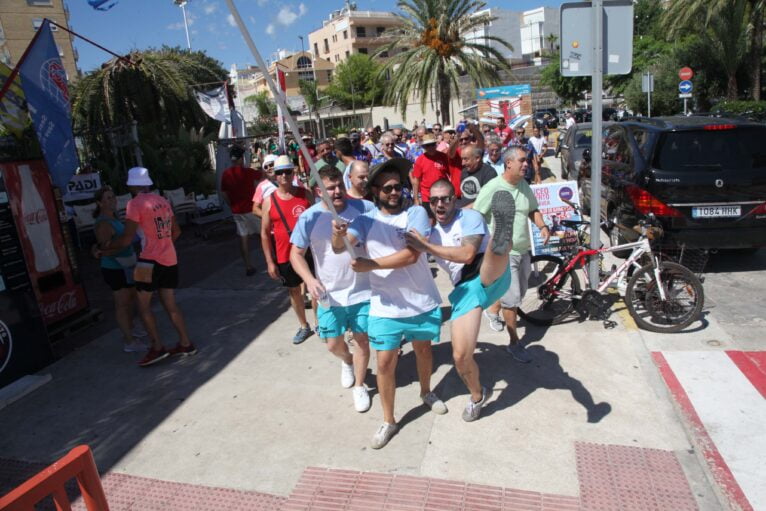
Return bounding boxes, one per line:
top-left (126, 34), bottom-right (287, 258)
top-left (529, 180), bottom-right (582, 257)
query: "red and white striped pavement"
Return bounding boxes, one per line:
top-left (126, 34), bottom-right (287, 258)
top-left (653, 350), bottom-right (766, 511)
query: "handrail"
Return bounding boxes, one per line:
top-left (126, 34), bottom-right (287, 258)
top-left (0, 445), bottom-right (109, 511)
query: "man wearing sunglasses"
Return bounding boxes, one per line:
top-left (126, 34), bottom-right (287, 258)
top-left (331, 158), bottom-right (447, 449)
top-left (404, 179), bottom-right (515, 421)
top-left (252, 154), bottom-right (279, 218)
top-left (448, 121), bottom-right (485, 177)
top-left (290, 166), bottom-right (374, 413)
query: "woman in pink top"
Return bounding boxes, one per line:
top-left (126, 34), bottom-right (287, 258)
top-left (106, 167), bottom-right (196, 367)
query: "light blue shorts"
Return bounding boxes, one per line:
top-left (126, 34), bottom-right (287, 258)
top-left (317, 301), bottom-right (370, 339)
top-left (449, 266), bottom-right (512, 320)
top-left (367, 307), bottom-right (442, 351)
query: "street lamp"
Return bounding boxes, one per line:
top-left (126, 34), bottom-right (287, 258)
top-left (298, 35), bottom-right (322, 138)
top-left (173, 0), bottom-right (192, 50)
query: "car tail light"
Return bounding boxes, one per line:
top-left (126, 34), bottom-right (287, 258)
top-left (626, 186), bottom-right (683, 217)
top-left (746, 201), bottom-right (766, 216)
top-left (704, 124), bottom-right (736, 131)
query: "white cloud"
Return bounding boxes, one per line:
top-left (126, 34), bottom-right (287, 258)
top-left (266, 23), bottom-right (275, 35)
top-left (203, 3), bottom-right (218, 15)
top-left (167, 12), bottom-right (196, 30)
top-left (276, 3), bottom-right (307, 26)
top-left (227, 13), bottom-right (237, 27)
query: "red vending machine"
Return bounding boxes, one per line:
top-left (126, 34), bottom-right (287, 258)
top-left (1, 160), bottom-right (88, 328)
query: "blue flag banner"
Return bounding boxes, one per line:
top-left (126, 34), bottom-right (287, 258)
top-left (87, 0), bottom-right (119, 11)
top-left (18, 20), bottom-right (79, 190)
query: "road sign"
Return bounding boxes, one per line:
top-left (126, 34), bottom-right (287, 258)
top-left (679, 93), bottom-right (693, 99)
top-left (679, 67), bottom-right (694, 81)
top-left (560, 1), bottom-right (634, 76)
top-left (641, 73), bottom-right (654, 93)
top-left (679, 80), bottom-right (693, 93)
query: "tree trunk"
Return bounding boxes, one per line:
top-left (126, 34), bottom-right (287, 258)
top-left (728, 73), bottom-right (738, 99)
top-left (437, 71), bottom-right (451, 125)
top-left (749, 5), bottom-right (763, 100)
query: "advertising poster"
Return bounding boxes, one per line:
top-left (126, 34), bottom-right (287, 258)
top-left (529, 180), bottom-right (582, 256)
top-left (476, 84), bottom-right (532, 127)
top-left (63, 172), bottom-right (102, 202)
top-left (1, 161), bottom-right (88, 325)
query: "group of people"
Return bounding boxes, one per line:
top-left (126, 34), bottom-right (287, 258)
top-left (92, 116), bottom-right (555, 449)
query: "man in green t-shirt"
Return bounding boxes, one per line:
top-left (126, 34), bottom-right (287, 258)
top-left (473, 146), bottom-right (550, 363)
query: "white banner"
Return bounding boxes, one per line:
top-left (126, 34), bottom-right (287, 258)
top-left (64, 173), bottom-right (101, 201)
top-left (193, 86), bottom-right (230, 123)
top-left (529, 180), bottom-right (582, 257)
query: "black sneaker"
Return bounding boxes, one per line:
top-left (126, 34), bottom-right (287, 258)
top-left (490, 190), bottom-right (516, 255)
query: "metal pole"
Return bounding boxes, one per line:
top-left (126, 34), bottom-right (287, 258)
top-left (589, 0), bottom-right (603, 288)
top-left (224, 0), bottom-right (355, 256)
top-left (181, 3), bottom-right (191, 50)
top-left (684, 97), bottom-right (687, 115)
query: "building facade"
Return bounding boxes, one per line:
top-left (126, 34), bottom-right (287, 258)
top-left (464, 8), bottom-right (522, 62)
top-left (0, 0), bottom-right (79, 80)
top-left (307, 4), bottom-right (403, 65)
top-left (520, 7), bottom-right (560, 58)
top-left (254, 51), bottom-right (335, 99)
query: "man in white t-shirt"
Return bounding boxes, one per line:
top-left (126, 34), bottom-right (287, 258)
top-left (404, 179), bottom-right (514, 422)
top-left (565, 111), bottom-right (576, 129)
top-left (528, 126), bottom-right (548, 184)
top-left (290, 166), bottom-right (374, 413)
top-left (331, 158), bottom-right (447, 449)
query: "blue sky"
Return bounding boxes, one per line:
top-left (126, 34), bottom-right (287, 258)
top-left (68, 0), bottom-right (566, 73)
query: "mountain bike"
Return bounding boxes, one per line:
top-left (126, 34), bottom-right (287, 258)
top-left (518, 212), bottom-right (704, 333)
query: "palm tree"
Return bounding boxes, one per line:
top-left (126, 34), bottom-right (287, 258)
top-left (376, 0), bottom-right (513, 125)
top-left (546, 33), bottom-right (558, 56)
top-left (662, 0), bottom-right (763, 100)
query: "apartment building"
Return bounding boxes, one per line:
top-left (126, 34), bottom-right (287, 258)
top-left (464, 8), bottom-right (522, 62)
top-left (307, 3), bottom-right (403, 65)
top-left (520, 7), bottom-right (560, 58)
top-left (0, 0), bottom-right (79, 80)
top-left (254, 51), bottom-right (335, 98)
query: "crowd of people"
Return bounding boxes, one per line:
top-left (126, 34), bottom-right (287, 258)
top-left (92, 116), bottom-right (557, 449)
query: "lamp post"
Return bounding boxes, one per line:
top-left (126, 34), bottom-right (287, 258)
top-left (298, 35), bottom-right (322, 138)
top-left (173, 0), bottom-right (192, 50)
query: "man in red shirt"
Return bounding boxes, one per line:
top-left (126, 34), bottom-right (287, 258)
top-left (221, 145), bottom-right (264, 276)
top-left (411, 133), bottom-right (460, 206)
top-left (494, 116), bottom-right (514, 146)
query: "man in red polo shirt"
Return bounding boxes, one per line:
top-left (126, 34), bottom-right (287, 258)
top-left (411, 133), bottom-right (461, 206)
top-left (221, 145), bottom-right (264, 276)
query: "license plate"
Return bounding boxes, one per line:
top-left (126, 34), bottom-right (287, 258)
top-left (691, 206), bottom-right (741, 218)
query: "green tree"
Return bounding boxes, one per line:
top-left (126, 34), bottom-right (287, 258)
top-left (540, 53), bottom-right (589, 105)
top-left (624, 55), bottom-right (682, 115)
top-left (324, 54), bottom-right (384, 111)
top-left (376, 0), bottom-right (513, 125)
top-left (545, 33), bottom-right (558, 56)
top-left (298, 79), bottom-right (322, 136)
top-left (634, 0), bottom-right (664, 38)
top-left (245, 90), bottom-right (277, 117)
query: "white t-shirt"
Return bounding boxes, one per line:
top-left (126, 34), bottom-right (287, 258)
top-left (430, 209), bottom-right (488, 285)
top-left (565, 117), bottom-right (576, 129)
top-left (291, 198), bottom-right (374, 307)
top-left (529, 135), bottom-right (547, 156)
top-left (348, 206), bottom-right (441, 318)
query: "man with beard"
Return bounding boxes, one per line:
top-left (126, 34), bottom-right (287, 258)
top-left (331, 158), bottom-right (447, 449)
top-left (404, 179), bottom-right (514, 421)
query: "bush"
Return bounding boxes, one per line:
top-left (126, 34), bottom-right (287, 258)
top-left (711, 100), bottom-right (766, 121)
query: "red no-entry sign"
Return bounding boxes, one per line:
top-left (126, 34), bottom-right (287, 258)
top-left (679, 67), bottom-right (694, 81)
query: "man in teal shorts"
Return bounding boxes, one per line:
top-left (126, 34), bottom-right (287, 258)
top-left (404, 179), bottom-right (515, 422)
top-left (291, 166), bottom-right (374, 413)
top-left (331, 158), bottom-right (447, 449)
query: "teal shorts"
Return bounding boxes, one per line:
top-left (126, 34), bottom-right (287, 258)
top-left (367, 307), bottom-right (442, 351)
top-left (317, 301), bottom-right (370, 339)
top-left (448, 266), bottom-right (512, 321)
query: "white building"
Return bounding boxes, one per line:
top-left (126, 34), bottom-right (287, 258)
top-left (464, 8), bottom-right (522, 61)
top-left (520, 7), bottom-right (560, 57)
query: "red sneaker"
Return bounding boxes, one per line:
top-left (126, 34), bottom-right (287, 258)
top-left (138, 348), bottom-right (169, 367)
top-left (169, 343), bottom-right (197, 357)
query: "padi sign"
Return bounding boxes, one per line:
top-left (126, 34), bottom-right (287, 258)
top-left (64, 173), bottom-right (101, 201)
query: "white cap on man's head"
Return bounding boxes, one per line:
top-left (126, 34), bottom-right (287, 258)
top-left (263, 154), bottom-right (278, 166)
top-left (127, 167), bottom-right (153, 187)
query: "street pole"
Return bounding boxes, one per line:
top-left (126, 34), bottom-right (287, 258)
top-left (174, 0), bottom-right (191, 50)
top-left (684, 97), bottom-right (687, 115)
top-left (589, 0), bottom-right (603, 288)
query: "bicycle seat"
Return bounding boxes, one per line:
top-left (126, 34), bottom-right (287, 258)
top-left (561, 219), bottom-right (589, 229)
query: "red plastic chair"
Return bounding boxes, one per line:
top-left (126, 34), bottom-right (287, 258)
top-left (0, 445), bottom-right (109, 511)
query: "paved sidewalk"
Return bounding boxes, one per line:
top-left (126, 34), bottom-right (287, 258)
top-left (0, 240), bottom-right (722, 509)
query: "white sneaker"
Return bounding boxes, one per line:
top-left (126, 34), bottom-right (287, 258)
top-left (123, 339), bottom-right (148, 353)
top-left (340, 361), bottom-right (355, 388)
top-left (371, 422), bottom-right (398, 449)
top-left (483, 310), bottom-right (505, 332)
top-left (421, 392), bottom-right (448, 415)
top-left (352, 386), bottom-right (371, 412)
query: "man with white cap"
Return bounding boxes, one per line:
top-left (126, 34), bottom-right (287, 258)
top-left (221, 145), bottom-right (264, 276)
top-left (252, 154), bottom-right (278, 218)
top-left (104, 167), bottom-right (196, 367)
top-left (261, 155), bottom-right (316, 344)
top-left (410, 132), bottom-right (458, 207)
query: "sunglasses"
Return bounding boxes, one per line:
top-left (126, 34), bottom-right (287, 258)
top-left (264, 163), bottom-right (274, 169)
top-left (429, 195), bottom-right (454, 205)
top-left (379, 183), bottom-right (403, 193)
top-left (459, 137), bottom-right (471, 142)
top-left (382, 143), bottom-right (395, 147)
top-left (274, 169), bottom-right (293, 176)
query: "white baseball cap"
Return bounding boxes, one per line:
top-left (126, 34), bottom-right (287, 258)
top-left (126, 167), bottom-right (153, 187)
top-left (263, 154), bottom-right (278, 166)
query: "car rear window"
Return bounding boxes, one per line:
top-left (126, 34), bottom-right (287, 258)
top-left (653, 127), bottom-right (766, 171)
top-left (574, 131), bottom-right (592, 147)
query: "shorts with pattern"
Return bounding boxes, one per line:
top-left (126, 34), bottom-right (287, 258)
top-left (317, 301), bottom-right (370, 339)
top-left (449, 265), bottom-right (512, 320)
top-left (367, 307), bottom-right (441, 351)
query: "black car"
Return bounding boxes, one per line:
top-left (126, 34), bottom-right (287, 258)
top-left (534, 108), bottom-right (559, 129)
top-left (559, 122), bottom-right (612, 180)
top-left (578, 116), bottom-right (766, 252)
top-left (573, 109), bottom-right (592, 123)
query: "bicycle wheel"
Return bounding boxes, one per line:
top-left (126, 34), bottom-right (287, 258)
top-left (519, 255), bottom-right (581, 326)
top-left (625, 261), bottom-right (704, 333)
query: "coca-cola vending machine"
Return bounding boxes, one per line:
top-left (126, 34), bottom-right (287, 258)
top-left (0, 160), bottom-right (88, 328)
top-left (0, 164), bottom-right (53, 387)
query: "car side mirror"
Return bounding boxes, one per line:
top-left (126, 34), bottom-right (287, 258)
top-left (583, 149), bottom-right (591, 162)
